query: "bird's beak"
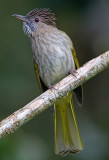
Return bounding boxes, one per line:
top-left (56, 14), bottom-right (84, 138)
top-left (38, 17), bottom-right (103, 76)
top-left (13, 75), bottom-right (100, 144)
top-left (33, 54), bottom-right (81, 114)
top-left (12, 14), bottom-right (29, 22)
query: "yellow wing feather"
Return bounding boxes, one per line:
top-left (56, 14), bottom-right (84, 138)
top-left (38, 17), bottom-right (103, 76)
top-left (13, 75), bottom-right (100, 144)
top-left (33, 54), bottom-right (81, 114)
top-left (33, 60), bottom-right (43, 92)
top-left (72, 47), bottom-right (83, 104)
top-left (72, 47), bottom-right (80, 69)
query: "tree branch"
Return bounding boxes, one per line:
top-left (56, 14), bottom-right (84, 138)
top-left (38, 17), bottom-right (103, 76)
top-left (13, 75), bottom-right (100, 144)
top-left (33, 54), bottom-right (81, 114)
top-left (0, 51), bottom-right (109, 139)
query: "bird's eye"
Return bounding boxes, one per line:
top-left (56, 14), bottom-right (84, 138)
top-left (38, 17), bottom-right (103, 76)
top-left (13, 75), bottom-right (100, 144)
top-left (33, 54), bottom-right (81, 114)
top-left (35, 18), bottom-right (39, 22)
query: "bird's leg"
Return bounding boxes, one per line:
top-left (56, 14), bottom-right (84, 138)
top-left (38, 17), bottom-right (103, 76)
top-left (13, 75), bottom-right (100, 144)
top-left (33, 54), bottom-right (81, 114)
top-left (70, 69), bottom-right (77, 78)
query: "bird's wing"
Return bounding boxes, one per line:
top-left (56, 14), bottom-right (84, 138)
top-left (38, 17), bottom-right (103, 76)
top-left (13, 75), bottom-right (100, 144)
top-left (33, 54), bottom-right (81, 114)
top-left (33, 59), bottom-right (54, 113)
top-left (72, 47), bottom-right (80, 69)
top-left (33, 59), bottom-right (48, 92)
top-left (72, 48), bottom-right (83, 104)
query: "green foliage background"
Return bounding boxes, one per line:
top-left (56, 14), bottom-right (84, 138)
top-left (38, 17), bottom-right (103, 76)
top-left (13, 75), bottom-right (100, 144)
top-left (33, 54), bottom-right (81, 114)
top-left (0, 0), bottom-right (109, 160)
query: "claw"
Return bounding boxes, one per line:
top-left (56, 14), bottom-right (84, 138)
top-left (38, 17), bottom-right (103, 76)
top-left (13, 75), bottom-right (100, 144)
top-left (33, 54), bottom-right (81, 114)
top-left (70, 70), bottom-right (77, 78)
top-left (49, 84), bottom-right (57, 90)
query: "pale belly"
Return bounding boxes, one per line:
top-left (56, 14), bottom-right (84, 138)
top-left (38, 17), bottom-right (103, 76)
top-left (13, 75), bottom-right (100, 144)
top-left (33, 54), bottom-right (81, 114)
top-left (31, 28), bottom-right (75, 88)
top-left (33, 46), bottom-right (75, 87)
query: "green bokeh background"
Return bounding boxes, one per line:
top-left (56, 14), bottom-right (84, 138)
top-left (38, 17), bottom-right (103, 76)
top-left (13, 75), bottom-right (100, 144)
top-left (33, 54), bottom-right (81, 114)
top-left (0, 0), bottom-right (109, 160)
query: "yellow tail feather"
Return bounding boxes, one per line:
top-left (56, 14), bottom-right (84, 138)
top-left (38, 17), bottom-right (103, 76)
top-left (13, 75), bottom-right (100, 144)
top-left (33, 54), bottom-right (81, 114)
top-left (54, 93), bottom-right (83, 156)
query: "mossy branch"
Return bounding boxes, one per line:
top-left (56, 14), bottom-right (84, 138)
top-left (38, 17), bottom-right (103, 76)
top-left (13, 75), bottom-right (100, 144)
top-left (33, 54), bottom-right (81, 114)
top-left (0, 51), bottom-right (109, 139)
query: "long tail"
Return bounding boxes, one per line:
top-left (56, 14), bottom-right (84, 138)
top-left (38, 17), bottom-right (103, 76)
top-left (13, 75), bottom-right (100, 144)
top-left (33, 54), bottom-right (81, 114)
top-left (54, 93), bottom-right (83, 156)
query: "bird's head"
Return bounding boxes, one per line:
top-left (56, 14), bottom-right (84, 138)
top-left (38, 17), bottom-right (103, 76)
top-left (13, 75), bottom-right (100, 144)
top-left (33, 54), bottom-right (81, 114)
top-left (12, 8), bottom-right (56, 37)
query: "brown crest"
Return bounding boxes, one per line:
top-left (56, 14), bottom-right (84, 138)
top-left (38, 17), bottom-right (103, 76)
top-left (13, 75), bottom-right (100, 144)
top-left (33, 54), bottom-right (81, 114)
top-left (26, 8), bottom-right (56, 27)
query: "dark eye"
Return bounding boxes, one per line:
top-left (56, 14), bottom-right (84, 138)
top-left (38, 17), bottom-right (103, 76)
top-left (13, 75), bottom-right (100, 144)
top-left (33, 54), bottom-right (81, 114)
top-left (35, 18), bottom-right (39, 22)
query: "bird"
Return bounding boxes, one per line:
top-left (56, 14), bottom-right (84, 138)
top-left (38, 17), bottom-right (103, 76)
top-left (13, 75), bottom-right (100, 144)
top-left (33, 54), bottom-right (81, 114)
top-left (12, 8), bottom-right (83, 156)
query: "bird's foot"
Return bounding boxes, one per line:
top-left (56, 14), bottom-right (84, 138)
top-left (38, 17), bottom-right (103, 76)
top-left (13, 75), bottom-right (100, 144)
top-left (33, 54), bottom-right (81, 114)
top-left (49, 84), bottom-right (57, 90)
top-left (70, 70), bottom-right (77, 78)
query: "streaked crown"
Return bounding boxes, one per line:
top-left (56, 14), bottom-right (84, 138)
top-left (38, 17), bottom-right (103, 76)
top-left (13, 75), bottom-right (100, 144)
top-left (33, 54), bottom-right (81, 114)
top-left (13, 8), bottom-right (56, 37)
top-left (26, 8), bottom-right (56, 27)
